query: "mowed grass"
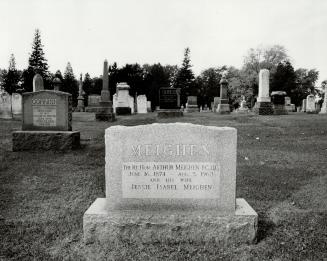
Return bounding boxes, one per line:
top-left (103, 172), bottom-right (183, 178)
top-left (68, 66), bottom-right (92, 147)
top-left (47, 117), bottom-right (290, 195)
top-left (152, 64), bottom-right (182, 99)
top-left (0, 112), bottom-right (327, 260)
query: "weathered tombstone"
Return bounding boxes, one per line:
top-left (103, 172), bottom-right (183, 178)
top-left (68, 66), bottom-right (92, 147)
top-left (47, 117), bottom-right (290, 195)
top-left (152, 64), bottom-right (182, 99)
top-left (147, 101), bottom-right (151, 112)
top-left (217, 74), bottom-right (230, 114)
top-left (254, 69), bottom-right (273, 115)
top-left (12, 81), bottom-right (80, 151)
top-left (137, 95), bottom-right (147, 114)
top-left (284, 96), bottom-right (295, 112)
top-left (33, 74), bottom-right (44, 92)
top-left (301, 99), bottom-right (306, 112)
top-left (271, 91), bottom-right (288, 115)
top-left (213, 97), bottom-right (220, 112)
top-left (95, 60), bottom-right (115, 121)
top-left (83, 123), bottom-right (258, 246)
top-left (11, 93), bottom-right (22, 118)
top-left (306, 94), bottom-right (316, 113)
top-left (112, 93), bottom-right (118, 113)
top-left (185, 96), bottom-right (199, 112)
top-left (85, 95), bottom-right (101, 112)
top-left (0, 91), bottom-right (12, 119)
top-left (157, 87), bottom-right (183, 118)
top-left (116, 82), bottom-right (131, 115)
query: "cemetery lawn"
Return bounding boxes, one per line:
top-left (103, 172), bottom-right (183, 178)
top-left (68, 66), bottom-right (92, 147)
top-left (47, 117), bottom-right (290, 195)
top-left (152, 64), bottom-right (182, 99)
top-left (1, 112), bottom-right (327, 261)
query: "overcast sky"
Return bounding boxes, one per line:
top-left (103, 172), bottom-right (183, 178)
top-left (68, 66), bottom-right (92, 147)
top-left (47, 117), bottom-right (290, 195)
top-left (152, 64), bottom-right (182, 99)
top-left (1, 0), bottom-right (326, 84)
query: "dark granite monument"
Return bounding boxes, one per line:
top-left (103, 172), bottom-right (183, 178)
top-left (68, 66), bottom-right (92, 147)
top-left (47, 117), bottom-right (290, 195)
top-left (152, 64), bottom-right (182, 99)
top-left (157, 87), bottom-right (183, 118)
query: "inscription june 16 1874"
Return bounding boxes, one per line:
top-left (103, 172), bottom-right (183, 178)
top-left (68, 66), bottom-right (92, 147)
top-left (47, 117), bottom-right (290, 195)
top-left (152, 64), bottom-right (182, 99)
top-left (122, 162), bottom-right (220, 198)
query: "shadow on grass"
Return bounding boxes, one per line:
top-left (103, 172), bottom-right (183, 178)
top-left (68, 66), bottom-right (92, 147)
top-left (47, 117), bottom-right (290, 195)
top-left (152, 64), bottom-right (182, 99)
top-left (256, 216), bottom-right (275, 243)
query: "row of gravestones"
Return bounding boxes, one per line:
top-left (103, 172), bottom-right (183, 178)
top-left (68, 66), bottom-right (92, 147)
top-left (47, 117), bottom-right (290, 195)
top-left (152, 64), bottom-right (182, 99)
top-left (0, 91), bottom-right (22, 119)
top-left (85, 84), bottom-right (151, 114)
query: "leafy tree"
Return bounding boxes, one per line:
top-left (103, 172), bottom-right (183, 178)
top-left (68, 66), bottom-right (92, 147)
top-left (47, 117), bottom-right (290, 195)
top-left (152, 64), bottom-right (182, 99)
top-left (241, 45), bottom-right (288, 96)
top-left (117, 63), bottom-right (145, 97)
top-left (21, 29), bottom-right (50, 91)
top-left (82, 73), bottom-right (93, 95)
top-left (63, 62), bottom-right (78, 106)
top-left (293, 68), bottom-right (319, 106)
top-left (174, 47), bottom-right (195, 104)
top-left (1, 54), bottom-right (21, 94)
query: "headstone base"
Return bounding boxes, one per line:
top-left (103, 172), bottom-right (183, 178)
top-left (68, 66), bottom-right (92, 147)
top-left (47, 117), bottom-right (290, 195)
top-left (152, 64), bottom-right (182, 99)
top-left (185, 105), bottom-right (199, 113)
top-left (236, 108), bottom-right (249, 114)
top-left (285, 104), bottom-right (295, 112)
top-left (253, 102), bottom-right (274, 115)
top-left (116, 107), bottom-right (131, 115)
top-left (12, 131), bottom-right (80, 151)
top-left (85, 107), bottom-right (101, 113)
top-left (83, 198), bottom-right (257, 246)
top-left (273, 104), bottom-right (288, 115)
top-left (157, 109), bottom-right (183, 118)
top-left (216, 104), bottom-right (230, 114)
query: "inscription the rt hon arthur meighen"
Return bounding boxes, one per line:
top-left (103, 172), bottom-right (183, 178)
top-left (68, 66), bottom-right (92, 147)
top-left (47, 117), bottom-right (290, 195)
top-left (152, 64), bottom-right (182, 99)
top-left (131, 144), bottom-right (210, 156)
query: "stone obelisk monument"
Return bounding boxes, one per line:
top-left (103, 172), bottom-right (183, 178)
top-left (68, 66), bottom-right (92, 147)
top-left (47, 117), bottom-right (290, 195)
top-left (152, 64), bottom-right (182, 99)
top-left (254, 69), bottom-right (273, 115)
top-left (95, 59), bottom-right (115, 121)
top-left (76, 74), bottom-right (85, 112)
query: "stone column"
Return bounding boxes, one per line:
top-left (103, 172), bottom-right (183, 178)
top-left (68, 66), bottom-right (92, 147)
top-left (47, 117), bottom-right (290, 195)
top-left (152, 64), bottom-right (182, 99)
top-left (77, 74), bottom-right (85, 112)
top-left (53, 77), bottom-right (62, 91)
top-left (95, 59), bottom-right (115, 121)
top-left (101, 59), bottom-right (110, 102)
top-left (254, 69), bottom-right (273, 115)
top-left (320, 85), bottom-right (327, 114)
top-left (216, 74), bottom-right (230, 114)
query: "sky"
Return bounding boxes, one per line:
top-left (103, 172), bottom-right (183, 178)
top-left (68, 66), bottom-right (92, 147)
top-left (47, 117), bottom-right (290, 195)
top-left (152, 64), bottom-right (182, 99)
top-left (1, 0), bottom-right (327, 84)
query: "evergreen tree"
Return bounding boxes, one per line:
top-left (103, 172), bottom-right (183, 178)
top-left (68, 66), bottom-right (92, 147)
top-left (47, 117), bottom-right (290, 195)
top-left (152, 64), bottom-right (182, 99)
top-left (174, 47), bottom-right (195, 104)
top-left (271, 61), bottom-right (296, 93)
top-left (1, 54), bottom-right (21, 94)
top-left (21, 29), bottom-right (50, 91)
top-left (63, 62), bottom-right (78, 106)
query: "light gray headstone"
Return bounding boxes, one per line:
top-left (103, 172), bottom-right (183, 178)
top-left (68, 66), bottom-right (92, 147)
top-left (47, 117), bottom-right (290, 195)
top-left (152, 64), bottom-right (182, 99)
top-left (306, 94), bottom-right (316, 113)
top-left (11, 93), bottom-right (22, 116)
top-left (33, 74), bottom-right (44, 92)
top-left (137, 95), bottom-right (147, 114)
top-left (0, 91), bottom-right (12, 119)
top-left (105, 123), bottom-right (237, 212)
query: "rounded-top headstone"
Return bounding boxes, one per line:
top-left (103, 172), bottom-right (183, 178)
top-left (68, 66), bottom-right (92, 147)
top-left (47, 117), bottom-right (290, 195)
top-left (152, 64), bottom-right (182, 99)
top-left (33, 74), bottom-right (44, 92)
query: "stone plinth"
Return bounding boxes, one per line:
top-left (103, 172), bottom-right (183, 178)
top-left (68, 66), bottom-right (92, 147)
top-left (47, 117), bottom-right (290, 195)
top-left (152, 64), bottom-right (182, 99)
top-left (12, 131), bottom-right (80, 151)
top-left (185, 96), bottom-right (199, 113)
top-left (84, 198), bottom-right (257, 245)
top-left (157, 109), bottom-right (183, 118)
top-left (253, 102), bottom-right (274, 115)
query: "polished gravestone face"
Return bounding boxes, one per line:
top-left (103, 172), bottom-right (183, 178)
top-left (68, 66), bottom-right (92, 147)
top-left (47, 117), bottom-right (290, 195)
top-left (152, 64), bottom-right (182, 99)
top-left (105, 123), bottom-right (236, 212)
top-left (159, 88), bottom-right (180, 109)
top-left (22, 90), bottom-right (72, 131)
